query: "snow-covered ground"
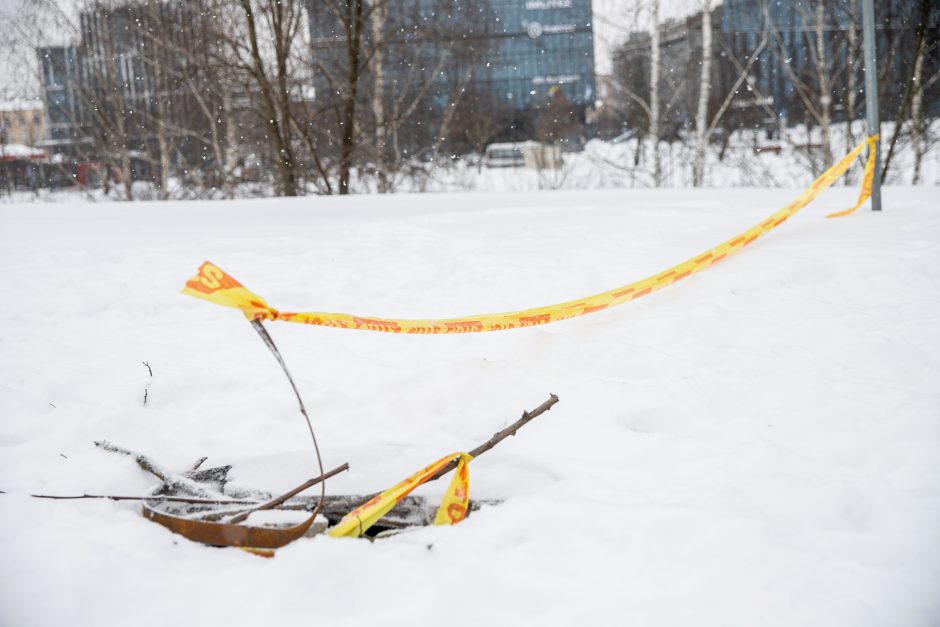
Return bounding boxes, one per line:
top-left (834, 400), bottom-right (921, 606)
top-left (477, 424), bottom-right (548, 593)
top-left (1, 186), bottom-right (938, 626)
top-left (424, 121), bottom-right (940, 193)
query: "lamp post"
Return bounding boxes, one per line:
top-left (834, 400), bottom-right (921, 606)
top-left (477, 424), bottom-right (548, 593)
top-left (861, 0), bottom-right (882, 211)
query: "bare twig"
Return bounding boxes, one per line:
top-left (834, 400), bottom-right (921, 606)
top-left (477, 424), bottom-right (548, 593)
top-left (95, 440), bottom-right (169, 481)
top-left (426, 394), bottom-right (559, 484)
top-left (142, 361), bottom-right (152, 406)
top-left (7, 462), bottom-right (350, 513)
top-left (9, 492), bottom-right (260, 505)
top-left (94, 440), bottom-right (226, 499)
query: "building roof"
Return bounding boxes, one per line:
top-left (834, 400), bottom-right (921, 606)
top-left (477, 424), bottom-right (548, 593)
top-left (0, 99), bottom-right (44, 113)
top-left (0, 143), bottom-right (47, 160)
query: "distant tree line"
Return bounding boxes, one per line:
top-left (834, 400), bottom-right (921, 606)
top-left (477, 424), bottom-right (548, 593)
top-left (20, 0), bottom-right (590, 199)
top-left (609, 0), bottom-right (940, 186)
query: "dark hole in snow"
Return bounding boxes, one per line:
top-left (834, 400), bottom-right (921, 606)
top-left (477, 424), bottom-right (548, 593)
top-left (151, 493), bottom-right (495, 539)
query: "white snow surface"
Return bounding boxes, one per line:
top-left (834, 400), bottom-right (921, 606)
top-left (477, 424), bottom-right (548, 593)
top-left (0, 144), bottom-right (46, 158)
top-left (1, 187), bottom-right (938, 626)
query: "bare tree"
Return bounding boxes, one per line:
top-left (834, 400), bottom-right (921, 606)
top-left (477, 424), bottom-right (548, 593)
top-left (881, 0), bottom-right (931, 182)
top-left (337, 0), bottom-right (364, 195)
top-left (452, 89), bottom-right (507, 172)
top-left (173, 14), bottom-right (240, 199)
top-left (765, 0), bottom-right (852, 175)
top-left (650, 0), bottom-right (661, 185)
top-left (306, 0), bottom-right (491, 194)
top-left (910, 49), bottom-right (939, 185)
top-left (843, 0), bottom-right (859, 183)
top-left (142, 0), bottom-right (171, 199)
top-left (606, 1), bottom-right (661, 176)
top-left (306, 0), bottom-right (369, 195)
top-left (691, 0), bottom-right (712, 187)
top-left (83, 3), bottom-right (137, 199)
top-left (689, 2), bottom-right (768, 186)
top-left (368, 0), bottom-right (389, 192)
top-left (14, 0), bottom-right (244, 199)
top-left (231, 0), bottom-right (304, 196)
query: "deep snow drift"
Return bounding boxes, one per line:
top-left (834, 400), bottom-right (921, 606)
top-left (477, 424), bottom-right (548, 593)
top-left (1, 187), bottom-right (938, 626)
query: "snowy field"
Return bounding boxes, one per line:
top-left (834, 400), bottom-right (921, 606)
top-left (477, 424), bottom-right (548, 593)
top-left (1, 186), bottom-right (938, 626)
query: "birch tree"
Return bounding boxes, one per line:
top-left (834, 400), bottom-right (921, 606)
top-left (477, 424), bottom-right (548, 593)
top-left (607, 0), bottom-right (662, 180)
top-left (881, 0), bottom-right (931, 182)
top-left (766, 0), bottom-right (847, 175)
top-left (691, 0), bottom-right (712, 187)
top-left (143, 0), bottom-right (171, 199)
top-left (650, 0), bottom-right (661, 185)
top-left (369, 0), bottom-right (389, 192)
top-left (232, 0), bottom-right (305, 196)
top-left (84, 4), bottom-right (136, 199)
top-left (691, 1), bottom-right (767, 187)
top-left (909, 44), bottom-right (939, 185)
top-left (843, 1), bottom-right (859, 183)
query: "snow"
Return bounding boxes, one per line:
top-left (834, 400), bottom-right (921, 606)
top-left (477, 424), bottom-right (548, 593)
top-left (242, 510), bottom-right (324, 527)
top-left (0, 100), bottom-right (42, 113)
top-left (0, 144), bottom-right (46, 159)
top-left (1, 186), bottom-right (938, 626)
top-left (435, 121), bottom-right (940, 193)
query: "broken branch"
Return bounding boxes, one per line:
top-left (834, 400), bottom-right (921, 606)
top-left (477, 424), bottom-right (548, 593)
top-left (8, 462), bottom-right (350, 513)
top-left (94, 440), bottom-right (227, 499)
top-left (11, 492), bottom-right (260, 505)
top-left (428, 393), bottom-right (558, 483)
top-left (95, 440), bottom-right (170, 481)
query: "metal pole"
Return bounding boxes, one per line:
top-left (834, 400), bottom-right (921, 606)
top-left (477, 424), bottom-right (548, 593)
top-left (861, 0), bottom-right (882, 211)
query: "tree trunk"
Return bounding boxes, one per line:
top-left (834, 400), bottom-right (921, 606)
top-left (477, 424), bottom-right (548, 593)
top-left (844, 8), bottom-right (858, 184)
top-left (272, 0), bottom-right (300, 195)
top-left (881, 0), bottom-right (929, 183)
top-left (100, 15), bottom-right (134, 201)
top-left (148, 0), bottom-right (171, 200)
top-left (910, 44), bottom-right (926, 185)
top-left (650, 0), bottom-right (661, 187)
top-left (692, 0), bottom-right (712, 187)
top-left (239, 0), bottom-right (298, 197)
top-left (814, 0), bottom-right (833, 168)
top-left (370, 0), bottom-right (389, 193)
top-left (338, 0), bottom-right (364, 195)
top-left (222, 92), bottom-right (237, 198)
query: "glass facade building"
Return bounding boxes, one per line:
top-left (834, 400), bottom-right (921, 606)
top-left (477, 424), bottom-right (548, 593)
top-left (37, 46), bottom-right (84, 145)
top-left (720, 0), bottom-right (940, 124)
top-left (307, 0), bottom-right (596, 142)
top-left (477, 0), bottom-right (595, 112)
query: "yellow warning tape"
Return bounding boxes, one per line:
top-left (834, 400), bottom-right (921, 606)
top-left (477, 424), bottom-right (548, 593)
top-left (328, 453), bottom-right (472, 538)
top-left (182, 136), bottom-right (878, 334)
